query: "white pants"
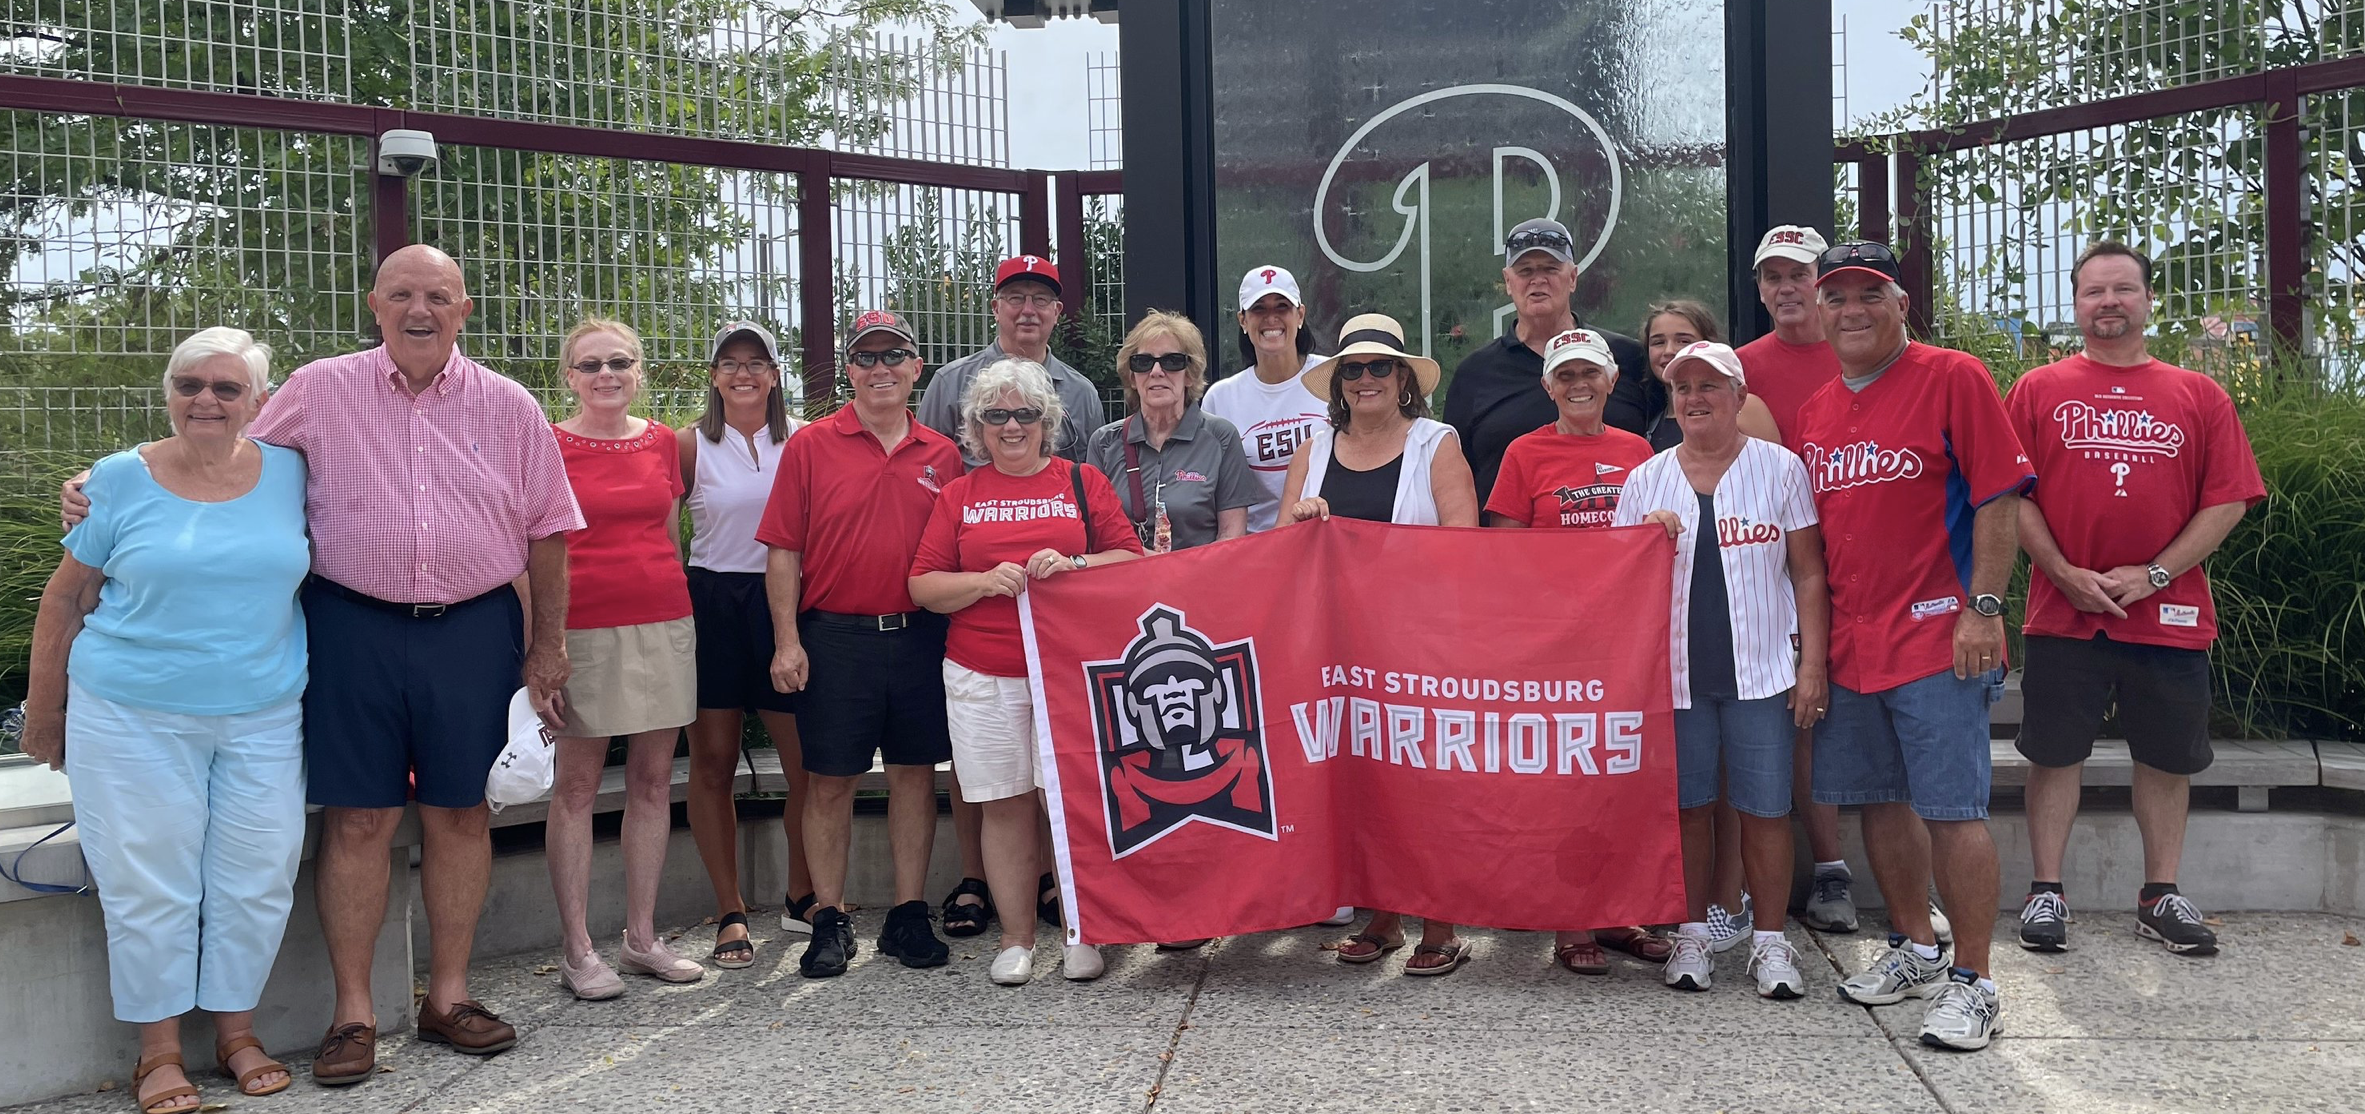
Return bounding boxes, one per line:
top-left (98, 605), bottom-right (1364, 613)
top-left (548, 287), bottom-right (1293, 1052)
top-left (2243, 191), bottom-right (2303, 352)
top-left (942, 661), bottom-right (1042, 803)
top-left (65, 681), bottom-right (306, 1023)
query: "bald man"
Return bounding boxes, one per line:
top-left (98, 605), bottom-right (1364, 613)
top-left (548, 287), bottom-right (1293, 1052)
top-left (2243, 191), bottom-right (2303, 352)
top-left (64, 245), bottom-right (583, 1079)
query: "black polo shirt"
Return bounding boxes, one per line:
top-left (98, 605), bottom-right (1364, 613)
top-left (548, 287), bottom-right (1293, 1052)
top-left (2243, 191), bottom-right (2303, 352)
top-left (1443, 320), bottom-right (1659, 504)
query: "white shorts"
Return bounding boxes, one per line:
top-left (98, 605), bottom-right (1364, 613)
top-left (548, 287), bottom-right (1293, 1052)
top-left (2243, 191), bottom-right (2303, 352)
top-left (942, 659), bottom-right (1041, 803)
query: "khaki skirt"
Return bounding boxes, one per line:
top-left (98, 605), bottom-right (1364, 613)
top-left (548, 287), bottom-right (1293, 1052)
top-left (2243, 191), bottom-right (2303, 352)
top-left (557, 616), bottom-right (697, 738)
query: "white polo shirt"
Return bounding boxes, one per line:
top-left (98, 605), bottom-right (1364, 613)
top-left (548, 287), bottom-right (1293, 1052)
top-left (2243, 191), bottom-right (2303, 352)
top-left (1613, 437), bottom-right (1819, 707)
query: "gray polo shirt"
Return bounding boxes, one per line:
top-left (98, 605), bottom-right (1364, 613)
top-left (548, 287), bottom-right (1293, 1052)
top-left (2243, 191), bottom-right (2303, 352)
top-left (1081, 407), bottom-right (1263, 551)
top-left (916, 340), bottom-right (1107, 466)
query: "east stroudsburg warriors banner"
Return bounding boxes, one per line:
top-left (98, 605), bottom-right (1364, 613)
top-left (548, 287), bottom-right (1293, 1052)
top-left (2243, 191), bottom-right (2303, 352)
top-left (1020, 517), bottom-right (1683, 946)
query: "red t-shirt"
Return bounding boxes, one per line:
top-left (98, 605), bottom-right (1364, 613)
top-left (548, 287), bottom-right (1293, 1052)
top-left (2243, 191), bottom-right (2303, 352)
top-left (1483, 424), bottom-right (1655, 528)
top-left (2006, 355), bottom-right (2265, 650)
top-left (1736, 333), bottom-right (1842, 445)
top-left (556, 421), bottom-right (691, 629)
top-left (756, 406), bottom-right (963, 616)
top-left (910, 457), bottom-right (1143, 677)
top-left (1791, 343), bottom-right (2034, 692)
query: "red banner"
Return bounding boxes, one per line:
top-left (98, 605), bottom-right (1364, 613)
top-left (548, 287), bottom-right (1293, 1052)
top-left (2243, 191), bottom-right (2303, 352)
top-left (1020, 516), bottom-right (1683, 946)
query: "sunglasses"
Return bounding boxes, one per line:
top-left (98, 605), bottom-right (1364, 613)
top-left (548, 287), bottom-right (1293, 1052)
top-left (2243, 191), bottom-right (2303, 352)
top-left (569, 356), bottom-right (639, 375)
top-left (1819, 241), bottom-right (1900, 269)
top-left (848, 348), bottom-right (916, 368)
top-left (1337, 359), bottom-right (1399, 380)
top-left (1127, 352), bottom-right (1191, 374)
top-left (979, 407), bottom-right (1045, 426)
top-left (1505, 228), bottom-right (1575, 254)
top-left (171, 377), bottom-right (248, 401)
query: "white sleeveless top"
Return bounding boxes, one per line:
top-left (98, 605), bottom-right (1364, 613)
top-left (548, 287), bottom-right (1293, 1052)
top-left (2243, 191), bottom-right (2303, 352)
top-left (1300, 417), bottom-right (1456, 526)
top-left (686, 421), bottom-right (797, 573)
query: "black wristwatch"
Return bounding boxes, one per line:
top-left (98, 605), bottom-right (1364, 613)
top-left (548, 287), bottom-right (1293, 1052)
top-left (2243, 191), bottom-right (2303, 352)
top-left (2146, 563), bottom-right (2172, 589)
top-left (1971, 593), bottom-right (2005, 618)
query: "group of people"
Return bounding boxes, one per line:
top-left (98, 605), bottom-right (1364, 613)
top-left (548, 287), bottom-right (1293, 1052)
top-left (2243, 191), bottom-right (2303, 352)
top-left (18, 207), bottom-right (2263, 1110)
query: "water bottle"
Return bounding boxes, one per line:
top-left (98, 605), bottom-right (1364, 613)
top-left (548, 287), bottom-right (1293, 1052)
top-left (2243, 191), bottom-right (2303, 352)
top-left (1151, 486), bottom-right (1173, 555)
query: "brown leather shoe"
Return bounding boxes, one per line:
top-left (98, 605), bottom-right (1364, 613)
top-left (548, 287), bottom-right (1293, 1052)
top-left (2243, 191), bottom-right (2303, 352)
top-left (416, 999), bottom-right (517, 1056)
top-left (312, 1022), bottom-right (377, 1086)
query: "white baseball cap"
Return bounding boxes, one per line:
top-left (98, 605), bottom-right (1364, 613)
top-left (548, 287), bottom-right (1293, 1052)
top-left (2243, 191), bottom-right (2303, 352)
top-left (1753, 225), bottom-right (1829, 268)
top-left (1238, 265), bottom-right (1303, 311)
top-left (1663, 340), bottom-right (1747, 387)
top-left (1541, 328), bottom-right (1617, 378)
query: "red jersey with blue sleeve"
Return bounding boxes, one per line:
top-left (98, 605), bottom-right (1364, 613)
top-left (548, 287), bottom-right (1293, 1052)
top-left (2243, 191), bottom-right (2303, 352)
top-left (1791, 342), bottom-right (2034, 693)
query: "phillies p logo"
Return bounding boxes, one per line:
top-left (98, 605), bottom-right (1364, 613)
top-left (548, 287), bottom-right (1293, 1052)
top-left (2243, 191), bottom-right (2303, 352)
top-left (1084, 605), bottom-right (1277, 857)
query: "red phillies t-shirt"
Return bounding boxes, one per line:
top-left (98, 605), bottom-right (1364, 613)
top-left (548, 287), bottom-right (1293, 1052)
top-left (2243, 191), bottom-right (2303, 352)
top-left (556, 421), bottom-right (691, 629)
top-left (1791, 343), bottom-right (2034, 693)
top-left (756, 406), bottom-right (963, 616)
top-left (2006, 355), bottom-right (2264, 650)
top-left (910, 457), bottom-right (1143, 677)
top-left (1736, 333), bottom-right (1842, 445)
top-left (1484, 424), bottom-right (1655, 528)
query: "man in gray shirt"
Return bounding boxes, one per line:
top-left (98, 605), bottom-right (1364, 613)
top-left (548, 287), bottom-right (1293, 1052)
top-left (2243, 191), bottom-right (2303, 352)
top-left (916, 254), bottom-right (1107, 465)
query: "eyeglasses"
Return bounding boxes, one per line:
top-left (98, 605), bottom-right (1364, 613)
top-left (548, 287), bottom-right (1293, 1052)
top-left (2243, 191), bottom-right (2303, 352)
top-left (1337, 359), bottom-right (1399, 380)
top-left (170, 377), bottom-right (247, 401)
top-left (1505, 228), bottom-right (1575, 254)
top-left (715, 359), bottom-right (776, 376)
top-left (569, 356), bottom-right (639, 375)
top-left (1128, 352), bottom-right (1191, 374)
top-left (996, 291), bottom-right (1058, 310)
top-left (978, 407), bottom-right (1045, 426)
top-left (848, 348), bottom-right (917, 368)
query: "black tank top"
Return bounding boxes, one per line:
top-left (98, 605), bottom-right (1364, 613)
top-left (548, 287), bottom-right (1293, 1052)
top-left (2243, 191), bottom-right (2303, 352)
top-left (1322, 448), bottom-right (1403, 523)
top-left (1688, 491), bottom-right (1741, 699)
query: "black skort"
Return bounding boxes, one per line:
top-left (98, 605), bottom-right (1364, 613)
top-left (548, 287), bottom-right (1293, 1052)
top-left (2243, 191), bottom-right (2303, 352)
top-left (688, 567), bottom-right (800, 715)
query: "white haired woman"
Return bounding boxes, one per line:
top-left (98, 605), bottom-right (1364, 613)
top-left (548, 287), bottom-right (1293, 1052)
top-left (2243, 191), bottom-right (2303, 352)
top-left (23, 327), bottom-right (308, 1112)
top-left (909, 358), bottom-right (1143, 985)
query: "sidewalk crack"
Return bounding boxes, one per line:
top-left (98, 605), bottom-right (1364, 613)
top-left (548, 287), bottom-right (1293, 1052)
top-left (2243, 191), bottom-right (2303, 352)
top-left (1804, 929), bottom-right (1962, 1114)
top-left (1140, 941), bottom-right (1215, 1112)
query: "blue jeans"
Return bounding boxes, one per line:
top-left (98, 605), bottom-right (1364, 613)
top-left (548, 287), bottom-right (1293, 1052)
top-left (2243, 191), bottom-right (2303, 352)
top-left (1674, 693), bottom-right (1795, 817)
top-left (1811, 669), bottom-right (2004, 821)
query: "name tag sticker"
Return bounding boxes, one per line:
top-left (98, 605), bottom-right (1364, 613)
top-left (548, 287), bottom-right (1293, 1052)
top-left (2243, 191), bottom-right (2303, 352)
top-left (2159, 603), bottom-right (2200, 628)
top-left (1910, 596), bottom-right (1962, 622)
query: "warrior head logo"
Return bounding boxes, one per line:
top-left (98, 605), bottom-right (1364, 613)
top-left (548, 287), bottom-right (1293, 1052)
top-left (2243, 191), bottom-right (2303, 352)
top-left (1084, 606), bottom-right (1276, 857)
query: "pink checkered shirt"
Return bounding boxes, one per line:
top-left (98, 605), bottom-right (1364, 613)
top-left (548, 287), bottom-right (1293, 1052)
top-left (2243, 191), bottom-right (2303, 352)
top-left (248, 345), bottom-right (583, 605)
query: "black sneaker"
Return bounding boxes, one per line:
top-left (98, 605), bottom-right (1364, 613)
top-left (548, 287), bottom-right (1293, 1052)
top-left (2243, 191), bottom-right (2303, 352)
top-left (877, 900), bottom-right (950, 969)
top-left (2136, 892), bottom-right (2219, 956)
top-left (800, 906), bottom-right (856, 978)
top-left (2018, 890), bottom-right (2069, 952)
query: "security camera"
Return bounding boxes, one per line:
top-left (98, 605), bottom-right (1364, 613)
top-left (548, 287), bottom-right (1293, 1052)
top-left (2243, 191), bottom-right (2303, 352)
top-left (376, 130), bottom-right (438, 177)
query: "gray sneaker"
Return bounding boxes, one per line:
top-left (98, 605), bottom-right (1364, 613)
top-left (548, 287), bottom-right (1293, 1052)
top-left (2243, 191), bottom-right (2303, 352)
top-left (1662, 933), bottom-right (1714, 991)
top-left (1838, 933), bottom-right (1950, 1005)
top-left (1704, 902), bottom-right (1749, 954)
top-left (1918, 970), bottom-right (2003, 1051)
top-left (1802, 870), bottom-right (1859, 933)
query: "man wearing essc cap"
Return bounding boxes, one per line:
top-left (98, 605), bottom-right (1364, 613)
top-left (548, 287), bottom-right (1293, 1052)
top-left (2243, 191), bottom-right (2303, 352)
top-left (918, 255), bottom-right (1107, 467)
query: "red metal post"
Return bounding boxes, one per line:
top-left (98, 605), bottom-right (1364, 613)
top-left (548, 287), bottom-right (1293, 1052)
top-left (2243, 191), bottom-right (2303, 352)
top-left (370, 170), bottom-right (410, 265)
top-left (1054, 172), bottom-right (1087, 326)
top-left (1893, 147), bottom-right (1934, 339)
top-left (1019, 169), bottom-right (1052, 259)
top-left (797, 167), bottom-right (837, 408)
top-left (1858, 152), bottom-right (1890, 245)
top-left (2263, 70), bottom-right (2307, 366)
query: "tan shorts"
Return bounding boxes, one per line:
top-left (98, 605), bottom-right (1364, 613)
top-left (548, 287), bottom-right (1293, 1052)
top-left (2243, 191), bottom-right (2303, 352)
top-left (557, 616), bottom-right (697, 738)
top-left (942, 659), bottom-right (1042, 803)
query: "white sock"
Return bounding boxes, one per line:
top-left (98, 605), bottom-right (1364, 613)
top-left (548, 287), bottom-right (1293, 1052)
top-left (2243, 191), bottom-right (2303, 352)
top-left (1678, 922), bottom-right (1713, 938)
top-left (1976, 976), bottom-right (1999, 995)
top-left (1909, 941), bottom-right (1943, 961)
top-left (1753, 930), bottom-right (1785, 948)
top-left (1814, 860), bottom-right (1851, 878)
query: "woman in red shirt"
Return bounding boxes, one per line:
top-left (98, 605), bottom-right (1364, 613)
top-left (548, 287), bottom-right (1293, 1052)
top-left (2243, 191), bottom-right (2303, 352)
top-left (910, 358), bottom-right (1143, 986)
top-left (543, 317), bottom-right (703, 997)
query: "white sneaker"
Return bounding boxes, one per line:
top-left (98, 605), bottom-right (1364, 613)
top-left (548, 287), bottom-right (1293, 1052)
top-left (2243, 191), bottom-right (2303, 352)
top-left (1662, 933), bottom-right (1713, 991)
top-left (1317, 906), bottom-right (1357, 927)
top-left (1929, 900), bottom-right (1954, 947)
top-left (1062, 943), bottom-right (1105, 981)
top-left (1919, 971), bottom-right (2003, 1051)
top-left (989, 945), bottom-right (1034, 985)
top-left (1748, 937), bottom-right (1806, 999)
top-left (1837, 934), bottom-right (1950, 1005)
top-left (1704, 902), bottom-right (1749, 954)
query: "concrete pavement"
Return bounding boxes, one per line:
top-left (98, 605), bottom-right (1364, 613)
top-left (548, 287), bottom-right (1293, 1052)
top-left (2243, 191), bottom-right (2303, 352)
top-left (13, 911), bottom-right (2362, 1113)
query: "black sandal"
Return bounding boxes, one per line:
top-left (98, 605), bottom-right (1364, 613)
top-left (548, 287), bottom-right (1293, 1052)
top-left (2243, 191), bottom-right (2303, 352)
top-left (940, 877), bottom-right (994, 938)
top-left (711, 911), bottom-right (754, 969)
top-left (1038, 871), bottom-right (1064, 929)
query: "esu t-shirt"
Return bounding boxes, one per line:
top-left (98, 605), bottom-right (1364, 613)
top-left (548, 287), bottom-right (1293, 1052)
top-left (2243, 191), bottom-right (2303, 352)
top-left (1200, 357), bottom-right (1328, 532)
top-left (1483, 424), bottom-right (1655, 528)
top-left (910, 458), bottom-right (1143, 677)
top-left (556, 422), bottom-right (692, 629)
top-left (64, 442), bottom-right (311, 715)
top-left (2005, 354), bottom-right (2265, 650)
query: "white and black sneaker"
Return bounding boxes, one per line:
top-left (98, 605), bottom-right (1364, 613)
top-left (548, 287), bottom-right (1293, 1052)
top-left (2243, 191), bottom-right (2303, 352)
top-left (1705, 901), bottom-right (1750, 954)
top-left (1919, 968), bottom-right (2003, 1051)
top-left (1663, 933), bottom-right (1714, 991)
top-left (2136, 891), bottom-right (2220, 956)
top-left (2018, 890), bottom-right (2069, 952)
top-left (1837, 933), bottom-right (1950, 1005)
top-left (1748, 937), bottom-right (1806, 999)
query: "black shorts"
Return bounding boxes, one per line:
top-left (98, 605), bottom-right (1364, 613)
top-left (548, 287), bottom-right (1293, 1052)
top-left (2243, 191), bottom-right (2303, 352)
top-left (2016, 633), bottom-right (2214, 775)
top-left (794, 610), bottom-right (954, 777)
top-left (301, 578), bottom-right (523, 809)
top-left (689, 568), bottom-right (799, 715)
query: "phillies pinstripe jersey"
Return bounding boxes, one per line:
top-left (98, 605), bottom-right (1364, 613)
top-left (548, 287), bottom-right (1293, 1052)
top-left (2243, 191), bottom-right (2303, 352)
top-left (1615, 437), bottom-right (1820, 707)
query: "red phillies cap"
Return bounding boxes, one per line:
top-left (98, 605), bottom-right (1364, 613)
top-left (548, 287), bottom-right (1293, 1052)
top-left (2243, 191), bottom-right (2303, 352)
top-left (994, 254), bottom-right (1061, 297)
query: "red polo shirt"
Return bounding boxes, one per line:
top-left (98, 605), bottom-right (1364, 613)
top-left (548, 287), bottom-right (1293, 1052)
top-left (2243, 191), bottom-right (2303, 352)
top-left (755, 406), bottom-right (963, 615)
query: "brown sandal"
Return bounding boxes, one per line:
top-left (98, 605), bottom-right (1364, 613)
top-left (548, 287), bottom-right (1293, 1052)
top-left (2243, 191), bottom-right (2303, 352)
top-left (1334, 931), bottom-right (1405, 964)
top-left (1596, 925), bottom-right (1674, 962)
top-left (1554, 940), bottom-right (1611, 975)
top-left (1403, 939), bottom-right (1471, 976)
top-left (216, 1034), bottom-right (291, 1097)
top-left (131, 1053), bottom-right (200, 1114)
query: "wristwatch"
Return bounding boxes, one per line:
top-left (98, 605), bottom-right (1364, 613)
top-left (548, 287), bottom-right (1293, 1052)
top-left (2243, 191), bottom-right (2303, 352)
top-left (2146, 563), bottom-right (2172, 589)
top-left (1070, 554), bottom-right (1089, 571)
top-left (1971, 593), bottom-right (2005, 618)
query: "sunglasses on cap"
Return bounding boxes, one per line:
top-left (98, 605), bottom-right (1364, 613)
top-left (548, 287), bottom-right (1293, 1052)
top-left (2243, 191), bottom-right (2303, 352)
top-left (978, 407), bottom-right (1045, 426)
top-left (1337, 359), bottom-right (1399, 380)
top-left (1127, 352), bottom-right (1191, 374)
top-left (1505, 227), bottom-right (1575, 255)
top-left (847, 348), bottom-right (916, 368)
top-left (1817, 241), bottom-right (1902, 274)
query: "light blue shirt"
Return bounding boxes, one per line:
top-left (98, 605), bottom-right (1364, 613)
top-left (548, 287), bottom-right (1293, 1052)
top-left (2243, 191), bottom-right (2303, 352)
top-left (64, 441), bottom-right (311, 715)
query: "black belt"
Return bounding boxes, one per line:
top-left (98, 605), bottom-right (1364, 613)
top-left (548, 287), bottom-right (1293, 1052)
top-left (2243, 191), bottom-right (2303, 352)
top-left (311, 576), bottom-right (509, 619)
top-left (803, 609), bottom-right (928, 633)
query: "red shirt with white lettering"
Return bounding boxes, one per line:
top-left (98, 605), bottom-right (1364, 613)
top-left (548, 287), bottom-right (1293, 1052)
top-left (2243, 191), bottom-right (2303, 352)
top-left (757, 405), bottom-right (963, 616)
top-left (1736, 333), bottom-right (1842, 445)
top-left (2005, 355), bottom-right (2264, 650)
top-left (910, 457), bottom-right (1144, 677)
top-left (556, 421), bottom-right (691, 629)
top-left (1483, 425), bottom-right (1655, 528)
top-left (1792, 343), bottom-right (2034, 693)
